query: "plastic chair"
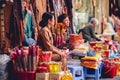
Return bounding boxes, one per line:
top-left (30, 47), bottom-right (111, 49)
top-left (84, 63), bottom-right (103, 80)
top-left (68, 65), bottom-right (84, 80)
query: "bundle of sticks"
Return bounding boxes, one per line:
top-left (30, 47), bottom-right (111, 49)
top-left (10, 45), bottom-right (41, 72)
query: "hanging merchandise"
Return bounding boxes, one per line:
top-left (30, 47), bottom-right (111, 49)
top-left (64, 0), bottom-right (73, 10)
top-left (14, 0), bottom-right (24, 41)
top-left (64, 0), bottom-right (73, 33)
top-left (0, 1), bottom-right (15, 53)
top-left (30, 0), bottom-right (47, 41)
top-left (92, 0), bottom-right (96, 7)
top-left (47, 0), bottom-right (54, 12)
top-left (109, 0), bottom-right (120, 16)
top-left (30, 0), bottom-right (47, 26)
top-left (9, 0), bottom-right (25, 47)
top-left (53, 0), bottom-right (63, 17)
top-left (74, 0), bottom-right (82, 11)
top-left (0, 0), bottom-right (6, 10)
top-left (22, 2), bottom-right (36, 46)
top-left (51, 0), bottom-right (65, 36)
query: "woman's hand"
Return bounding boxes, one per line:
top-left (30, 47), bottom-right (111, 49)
top-left (60, 51), bottom-right (66, 58)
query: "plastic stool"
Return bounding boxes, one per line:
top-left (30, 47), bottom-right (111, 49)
top-left (84, 63), bottom-right (103, 80)
top-left (68, 65), bottom-right (84, 80)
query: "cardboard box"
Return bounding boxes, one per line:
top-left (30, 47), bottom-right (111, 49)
top-left (49, 72), bottom-right (64, 80)
top-left (36, 73), bottom-right (49, 80)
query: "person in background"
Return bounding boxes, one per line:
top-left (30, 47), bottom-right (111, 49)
top-left (56, 14), bottom-right (72, 46)
top-left (102, 22), bottom-right (116, 35)
top-left (107, 16), bottom-right (116, 32)
top-left (110, 14), bottom-right (120, 43)
top-left (81, 18), bottom-right (101, 42)
top-left (111, 27), bottom-right (120, 43)
top-left (111, 14), bottom-right (120, 31)
top-left (100, 15), bottom-right (120, 42)
top-left (37, 12), bottom-right (67, 70)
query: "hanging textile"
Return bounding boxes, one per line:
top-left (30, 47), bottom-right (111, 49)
top-left (52, 0), bottom-right (63, 36)
top-left (47, 0), bottom-right (54, 12)
top-left (118, 0), bottom-right (120, 9)
top-left (13, 0), bottom-right (24, 46)
top-left (74, 0), bottom-right (82, 11)
top-left (30, 0), bottom-right (47, 41)
top-left (64, 0), bottom-right (73, 33)
top-left (22, 9), bottom-right (36, 46)
top-left (109, 0), bottom-right (120, 16)
top-left (0, 1), bottom-right (14, 53)
top-left (30, 0), bottom-right (47, 26)
top-left (53, 0), bottom-right (63, 17)
top-left (29, 3), bottom-right (38, 41)
top-left (9, 5), bottom-right (22, 48)
top-left (0, 0), bottom-right (6, 10)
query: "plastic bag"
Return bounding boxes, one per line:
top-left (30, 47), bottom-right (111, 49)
top-left (0, 54), bottom-right (10, 65)
top-left (0, 54), bottom-right (10, 80)
top-left (0, 72), bottom-right (8, 80)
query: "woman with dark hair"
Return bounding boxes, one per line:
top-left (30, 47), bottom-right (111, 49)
top-left (56, 14), bottom-right (72, 46)
top-left (37, 12), bottom-right (67, 70)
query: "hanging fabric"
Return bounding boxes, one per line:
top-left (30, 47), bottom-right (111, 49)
top-left (47, 0), bottom-right (54, 12)
top-left (64, 0), bottom-right (73, 33)
top-left (29, 3), bottom-right (39, 41)
top-left (14, 0), bottom-right (24, 41)
top-left (30, 0), bottom-right (47, 26)
top-left (109, 0), bottom-right (120, 16)
top-left (74, 0), bottom-right (82, 11)
top-left (30, 0), bottom-right (47, 42)
top-left (0, 1), bottom-right (15, 53)
top-left (22, 8), bottom-right (36, 46)
top-left (51, 0), bottom-right (64, 43)
top-left (0, 0), bottom-right (6, 10)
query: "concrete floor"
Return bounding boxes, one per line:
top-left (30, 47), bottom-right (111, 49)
top-left (85, 76), bottom-right (120, 80)
top-left (100, 76), bottom-right (120, 80)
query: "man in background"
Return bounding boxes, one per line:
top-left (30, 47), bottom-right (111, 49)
top-left (81, 18), bottom-right (101, 42)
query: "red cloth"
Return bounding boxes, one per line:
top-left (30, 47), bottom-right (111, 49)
top-left (102, 61), bottom-right (117, 78)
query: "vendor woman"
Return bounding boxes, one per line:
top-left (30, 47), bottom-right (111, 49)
top-left (56, 14), bottom-right (72, 45)
top-left (37, 12), bottom-right (67, 70)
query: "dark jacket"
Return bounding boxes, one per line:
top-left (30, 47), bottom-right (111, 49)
top-left (82, 24), bottom-right (101, 42)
